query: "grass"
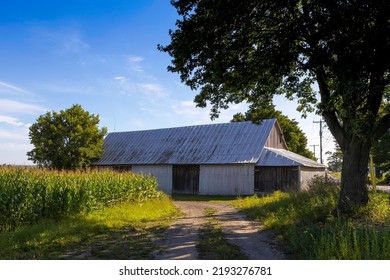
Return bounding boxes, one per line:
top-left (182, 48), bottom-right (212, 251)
top-left (196, 206), bottom-right (247, 260)
top-left (232, 177), bottom-right (390, 259)
top-left (0, 196), bottom-right (180, 259)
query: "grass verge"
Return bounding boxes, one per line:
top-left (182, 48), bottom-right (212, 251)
top-left (0, 196), bottom-right (179, 259)
top-left (232, 178), bottom-right (390, 259)
top-left (196, 207), bottom-right (247, 260)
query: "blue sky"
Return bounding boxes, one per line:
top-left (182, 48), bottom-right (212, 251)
top-left (0, 0), bottom-right (333, 165)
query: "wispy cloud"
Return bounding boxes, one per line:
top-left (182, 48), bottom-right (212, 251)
top-left (138, 83), bottom-right (168, 97)
top-left (0, 129), bottom-right (28, 141)
top-left (171, 100), bottom-right (208, 117)
top-left (61, 31), bottom-right (90, 54)
top-left (0, 81), bottom-right (34, 95)
top-left (114, 76), bottom-right (127, 81)
top-left (38, 82), bottom-right (95, 95)
top-left (31, 25), bottom-right (90, 54)
top-left (170, 100), bottom-right (249, 124)
top-left (0, 142), bottom-right (32, 150)
top-left (128, 56), bottom-right (144, 72)
top-left (0, 99), bottom-right (46, 114)
top-left (0, 115), bottom-right (25, 127)
top-left (128, 56), bottom-right (144, 63)
top-left (0, 141), bottom-right (33, 165)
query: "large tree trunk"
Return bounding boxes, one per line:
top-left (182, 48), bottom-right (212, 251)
top-left (338, 137), bottom-right (370, 214)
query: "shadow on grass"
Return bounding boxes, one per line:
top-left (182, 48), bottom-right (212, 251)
top-left (0, 210), bottom-right (173, 260)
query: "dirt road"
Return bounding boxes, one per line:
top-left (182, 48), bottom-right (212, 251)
top-left (153, 201), bottom-right (285, 260)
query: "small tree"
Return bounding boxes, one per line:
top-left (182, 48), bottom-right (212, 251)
top-left (27, 104), bottom-right (107, 170)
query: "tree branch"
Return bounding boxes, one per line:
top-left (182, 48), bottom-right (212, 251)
top-left (315, 67), bottom-right (345, 147)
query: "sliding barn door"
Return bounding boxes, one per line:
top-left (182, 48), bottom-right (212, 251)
top-left (172, 165), bottom-right (200, 194)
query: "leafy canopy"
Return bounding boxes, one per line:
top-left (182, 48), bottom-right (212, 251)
top-left (160, 0), bottom-right (390, 146)
top-left (27, 104), bottom-right (107, 170)
top-left (160, 0), bottom-right (390, 213)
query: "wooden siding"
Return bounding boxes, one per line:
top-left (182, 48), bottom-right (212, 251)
top-left (299, 166), bottom-right (326, 190)
top-left (199, 164), bottom-right (254, 195)
top-left (264, 123), bottom-right (288, 149)
top-left (255, 166), bottom-right (299, 192)
top-left (172, 165), bottom-right (200, 194)
top-left (132, 165), bottom-right (172, 194)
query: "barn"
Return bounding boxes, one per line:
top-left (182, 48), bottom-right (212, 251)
top-left (92, 119), bottom-right (325, 195)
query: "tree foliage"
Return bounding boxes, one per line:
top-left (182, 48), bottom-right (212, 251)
top-left (372, 96), bottom-right (390, 175)
top-left (160, 0), bottom-right (390, 213)
top-left (232, 103), bottom-right (315, 159)
top-left (27, 104), bottom-right (107, 170)
top-left (326, 141), bottom-right (343, 173)
top-left (372, 133), bottom-right (390, 175)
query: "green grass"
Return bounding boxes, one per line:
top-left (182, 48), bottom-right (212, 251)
top-left (196, 207), bottom-right (247, 260)
top-left (0, 196), bottom-right (180, 259)
top-left (232, 178), bottom-right (390, 259)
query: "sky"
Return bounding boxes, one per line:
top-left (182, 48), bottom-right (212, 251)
top-left (0, 0), bottom-right (334, 165)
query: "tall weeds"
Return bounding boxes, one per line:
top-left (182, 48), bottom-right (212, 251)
top-left (233, 177), bottom-right (390, 259)
top-left (0, 167), bottom-right (161, 232)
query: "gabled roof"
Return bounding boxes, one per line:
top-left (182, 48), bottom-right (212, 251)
top-left (93, 119), bottom-right (277, 165)
top-left (257, 147), bottom-right (325, 168)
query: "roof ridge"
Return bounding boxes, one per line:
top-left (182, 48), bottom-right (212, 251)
top-left (107, 118), bottom-right (277, 134)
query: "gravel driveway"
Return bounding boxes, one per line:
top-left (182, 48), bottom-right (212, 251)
top-left (153, 201), bottom-right (285, 260)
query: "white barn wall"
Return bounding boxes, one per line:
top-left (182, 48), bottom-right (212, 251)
top-left (199, 164), bottom-right (254, 195)
top-left (299, 166), bottom-right (326, 190)
top-left (132, 165), bottom-right (173, 194)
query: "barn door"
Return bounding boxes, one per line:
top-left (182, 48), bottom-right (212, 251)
top-left (172, 165), bottom-right (200, 194)
top-left (255, 166), bottom-right (299, 193)
top-left (254, 166), bottom-right (276, 193)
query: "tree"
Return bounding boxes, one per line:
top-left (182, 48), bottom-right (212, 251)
top-left (27, 104), bottom-right (107, 170)
top-left (159, 0), bottom-right (390, 213)
top-left (231, 103), bottom-right (315, 159)
top-left (326, 141), bottom-right (343, 173)
top-left (372, 132), bottom-right (390, 176)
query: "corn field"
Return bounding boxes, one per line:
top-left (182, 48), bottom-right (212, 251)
top-left (0, 167), bottom-right (161, 232)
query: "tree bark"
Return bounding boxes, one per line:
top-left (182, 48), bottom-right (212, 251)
top-left (338, 137), bottom-right (370, 214)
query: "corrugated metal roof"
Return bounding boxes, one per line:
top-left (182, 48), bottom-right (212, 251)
top-left (257, 147), bottom-right (326, 168)
top-left (93, 119), bottom-right (276, 165)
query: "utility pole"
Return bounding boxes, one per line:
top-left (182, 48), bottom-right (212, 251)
top-left (313, 119), bottom-right (323, 164)
top-left (310, 144), bottom-right (319, 159)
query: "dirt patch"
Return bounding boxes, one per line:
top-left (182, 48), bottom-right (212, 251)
top-left (153, 201), bottom-right (285, 260)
